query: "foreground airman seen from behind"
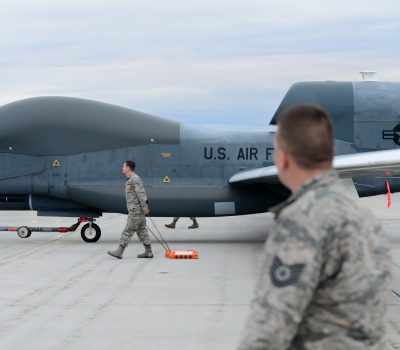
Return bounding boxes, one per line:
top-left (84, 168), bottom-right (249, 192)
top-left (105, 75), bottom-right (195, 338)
top-left (238, 105), bottom-right (391, 350)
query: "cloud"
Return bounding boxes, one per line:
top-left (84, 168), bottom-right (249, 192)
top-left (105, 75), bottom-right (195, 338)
top-left (1, 53), bottom-right (399, 126)
top-left (0, 0), bottom-right (399, 126)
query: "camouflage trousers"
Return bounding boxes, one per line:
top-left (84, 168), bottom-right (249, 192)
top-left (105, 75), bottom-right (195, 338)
top-left (119, 213), bottom-right (151, 248)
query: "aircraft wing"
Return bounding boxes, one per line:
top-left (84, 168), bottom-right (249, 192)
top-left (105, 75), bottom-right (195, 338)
top-left (229, 149), bottom-right (400, 185)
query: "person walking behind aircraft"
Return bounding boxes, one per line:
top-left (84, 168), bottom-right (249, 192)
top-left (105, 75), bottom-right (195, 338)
top-left (165, 217), bottom-right (199, 229)
top-left (107, 161), bottom-right (153, 259)
top-left (238, 105), bottom-right (391, 349)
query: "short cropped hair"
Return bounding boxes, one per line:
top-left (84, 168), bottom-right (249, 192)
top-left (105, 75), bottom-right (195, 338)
top-left (124, 160), bottom-right (136, 171)
top-left (276, 105), bottom-right (334, 169)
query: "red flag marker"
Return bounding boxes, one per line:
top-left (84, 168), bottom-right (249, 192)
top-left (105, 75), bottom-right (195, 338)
top-left (386, 180), bottom-right (391, 208)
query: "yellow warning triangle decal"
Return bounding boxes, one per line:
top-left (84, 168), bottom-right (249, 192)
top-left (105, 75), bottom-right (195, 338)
top-left (163, 176), bottom-right (171, 183)
top-left (52, 159), bottom-right (61, 167)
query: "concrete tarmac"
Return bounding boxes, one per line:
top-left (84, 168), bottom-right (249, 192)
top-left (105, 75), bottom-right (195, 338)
top-left (0, 195), bottom-right (399, 349)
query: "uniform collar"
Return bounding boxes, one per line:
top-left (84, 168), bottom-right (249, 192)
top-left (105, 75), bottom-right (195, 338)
top-left (270, 170), bottom-right (338, 218)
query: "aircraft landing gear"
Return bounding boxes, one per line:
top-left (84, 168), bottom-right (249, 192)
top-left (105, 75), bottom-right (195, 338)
top-left (80, 220), bottom-right (101, 243)
top-left (0, 217), bottom-right (101, 242)
top-left (72, 217), bottom-right (101, 243)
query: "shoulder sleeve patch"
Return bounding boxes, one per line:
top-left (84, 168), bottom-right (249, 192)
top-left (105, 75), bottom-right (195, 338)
top-left (270, 256), bottom-right (305, 288)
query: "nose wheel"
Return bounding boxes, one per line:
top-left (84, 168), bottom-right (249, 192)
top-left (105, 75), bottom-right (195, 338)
top-left (80, 223), bottom-right (101, 243)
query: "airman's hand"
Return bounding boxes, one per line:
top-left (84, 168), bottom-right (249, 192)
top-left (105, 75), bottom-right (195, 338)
top-left (144, 208), bottom-right (150, 216)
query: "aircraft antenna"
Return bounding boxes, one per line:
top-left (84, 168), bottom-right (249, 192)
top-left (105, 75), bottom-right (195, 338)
top-left (360, 71), bottom-right (378, 81)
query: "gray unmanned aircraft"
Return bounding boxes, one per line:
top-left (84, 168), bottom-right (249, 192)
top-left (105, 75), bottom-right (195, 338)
top-left (1, 80), bottom-right (400, 242)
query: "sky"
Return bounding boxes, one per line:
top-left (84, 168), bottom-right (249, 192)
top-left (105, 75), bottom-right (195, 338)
top-left (0, 0), bottom-right (399, 127)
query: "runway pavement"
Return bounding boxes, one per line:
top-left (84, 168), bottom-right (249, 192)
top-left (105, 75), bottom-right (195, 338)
top-left (0, 195), bottom-right (399, 349)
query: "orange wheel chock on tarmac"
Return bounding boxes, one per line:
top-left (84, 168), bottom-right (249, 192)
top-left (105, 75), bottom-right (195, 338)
top-left (165, 249), bottom-right (199, 259)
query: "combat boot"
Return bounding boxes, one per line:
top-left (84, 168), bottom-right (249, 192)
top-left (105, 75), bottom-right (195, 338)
top-left (165, 219), bottom-right (177, 229)
top-left (188, 220), bottom-right (199, 229)
top-left (107, 245), bottom-right (125, 259)
top-left (137, 245), bottom-right (153, 258)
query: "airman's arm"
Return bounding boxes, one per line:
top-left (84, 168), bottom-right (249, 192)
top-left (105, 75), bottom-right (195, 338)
top-left (133, 177), bottom-right (149, 214)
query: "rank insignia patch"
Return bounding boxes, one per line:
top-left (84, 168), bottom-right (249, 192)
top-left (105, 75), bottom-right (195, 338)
top-left (270, 256), bottom-right (304, 288)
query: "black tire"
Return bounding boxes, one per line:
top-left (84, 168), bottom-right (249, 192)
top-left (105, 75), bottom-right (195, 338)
top-left (80, 223), bottom-right (101, 243)
top-left (17, 226), bottom-right (31, 238)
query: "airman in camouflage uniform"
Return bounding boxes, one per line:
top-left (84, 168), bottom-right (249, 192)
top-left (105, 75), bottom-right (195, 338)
top-left (107, 161), bottom-right (153, 259)
top-left (238, 105), bottom-right (391, 349)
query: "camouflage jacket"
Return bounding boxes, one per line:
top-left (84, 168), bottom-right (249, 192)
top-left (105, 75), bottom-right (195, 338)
top-left (238, 171), bottom-right (391, 350)
top-left (126, 173), bottom-right (148, 216)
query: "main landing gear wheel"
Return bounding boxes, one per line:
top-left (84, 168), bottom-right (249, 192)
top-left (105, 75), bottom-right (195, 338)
top-left (17, 226), bottom-right (31, 238)
top-left (80, 223), bottom-right (101, 243)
